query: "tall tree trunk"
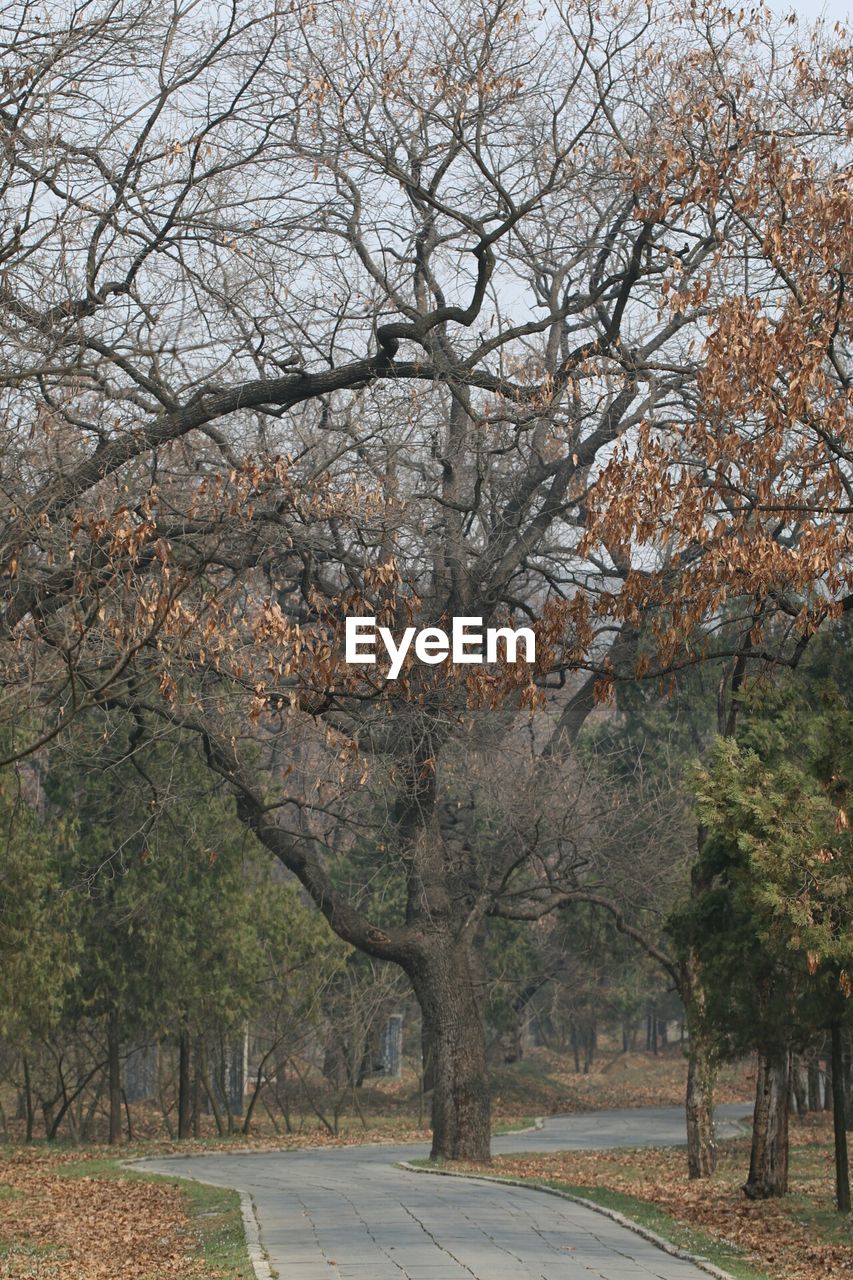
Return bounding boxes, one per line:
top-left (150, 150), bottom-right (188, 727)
top-left (824, 1052), bottom-right (834, 1110)
top-left (157, 1041), bottom-right (175, 1139)
top-left (681, 953), bottom-right (717, 1178)
top-left (192, 1037), bottom-right (201, 1138)
top-left (583, 1021), bottom-right (596, 1073)
top-left (744, 1047), bottom-right (790, 1199)
top-left (807, 1050), bottom-right (823, 1112)
top-left (830, 1022), bottom-right (851, 1213)
top-left (177, 1023), bottom-right (191, 1139)
top-left (685, 1032), bottom-right (718, 1179)
top-left (843, 1026), bottom-right (853, 1135)
top-left (107, 1007), bottom-right (122, 1145)
top-left (570, 1021), bottom-right (580, 1073)
top-left (22, 1055), bottom-right (34, 1142)
top-left (409, 940), bottom-right (490, 1162)
top-left (791, 1054), bottom-right (807, 1119)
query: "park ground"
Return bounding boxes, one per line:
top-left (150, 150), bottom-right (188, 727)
top-left (0, 1047), bottom-right (849, 1280)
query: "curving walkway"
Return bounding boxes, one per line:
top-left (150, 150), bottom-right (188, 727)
top-left (137, 1104), bottom-right (751, 1280)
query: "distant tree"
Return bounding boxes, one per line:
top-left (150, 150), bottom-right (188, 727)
top-left (40, 714), bottom-right (345, 1142)
top-left (241, 880), bottom-right (350, 1136)
top-left (0, 746), bottom-right (78, 1139)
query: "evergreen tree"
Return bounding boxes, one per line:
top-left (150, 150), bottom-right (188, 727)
top-left (685, 632), bottom-right (852, 1206)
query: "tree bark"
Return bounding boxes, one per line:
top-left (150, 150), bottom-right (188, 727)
top-left (177, 1023), bottom-right (191, 1140)
top-left (107, 1007), bottom-right (122, 1145)
top-left (744, 1047), bottom-right (790, 1199)
top-left (681, 953), bottom-right (717, 1178)
top-left (420, 1017), bottom-right (436, 1094)
top-left (409, 941), bottom-right (490, 1162)
top-left (830, 1022), bottom-right (851, 1213)
top-left (685, 1032), bottom-right (718, 1179)
top-left (843, 1026), bottom-right (853, 1135)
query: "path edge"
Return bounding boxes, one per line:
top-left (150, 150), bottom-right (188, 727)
top-left (239, 1187), bottom-right (277, 1280)
top-left (396, 1159), bottom-right (737, 1280)
top-left (499, 1115), bottom-right (545, 1136)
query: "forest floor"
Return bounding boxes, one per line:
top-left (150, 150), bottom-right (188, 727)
top-left (0, 1146), bottom-right (248, 1279)
top-left (0, 1048), bottom-right (847, 1280)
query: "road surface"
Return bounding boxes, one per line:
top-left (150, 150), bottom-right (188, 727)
top-left (138, 1103), bottom-right (751, 1280)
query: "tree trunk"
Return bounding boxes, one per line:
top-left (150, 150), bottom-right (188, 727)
top-left (22, 1055), bottom-right (34, 1142)
top-left (177, 1024), bottom-right (191, 1139)
top-left (807, 1050), bottom-right (823, 1112)
top-left (199, 1038), bottom-right (226, 1136)
top-left (421, 1017), bottom-right (436, 1094)
top-left (107, 1008), bottom-right (122, 1145)
top-left (570, 1021), bottom-right (580, 1073)
top-left (409, 941), bottom-right (490, 1162)
top-left (744, 1047), bottom-right (790, 1199)
top-left (585, 1022), bottom-right (597, 1071)
top-left (243, 1042), bottom-right (278, 1136)
top-left (825, 1053), bottom-right (834, 1110)
top-left (791, 1054), bottom-right (807, 1120)
top-left (686, 1030), bottom-right (718, 1179)
top-left (843, 1026), bottom-right (853, 1135)
top-left (681, 953), bottom-right (717, 1178)
top-left (192, 1037), bottom-right (201, 1138)
top-left (830, 1022), bottom-right (851, 1213)
top-left (157, 1041), bottom-right (175, 1139)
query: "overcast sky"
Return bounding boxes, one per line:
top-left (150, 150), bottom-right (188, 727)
top-left (770, 0), bottom-right (849, 21)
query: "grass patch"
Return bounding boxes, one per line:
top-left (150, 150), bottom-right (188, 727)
top-left (0, 1239), bottom-right (62, 1264)
top-left (492, 1116), bottom-right (539, 1135)
top-left (180, 1178), bottom-right (253, 1278)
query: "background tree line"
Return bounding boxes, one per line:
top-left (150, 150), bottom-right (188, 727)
top-left (1, 620), bottom-right (850, 1208)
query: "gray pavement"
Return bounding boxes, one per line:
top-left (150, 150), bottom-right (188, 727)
top-left (138, 1104), bottom-right (752, 1280)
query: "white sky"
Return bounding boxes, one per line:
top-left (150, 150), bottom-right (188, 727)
top-left (770, 0), bottom-right (850, 21)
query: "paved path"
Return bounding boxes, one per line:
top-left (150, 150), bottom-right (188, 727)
top-left (138, 1104), bottom-right (751, 1280)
